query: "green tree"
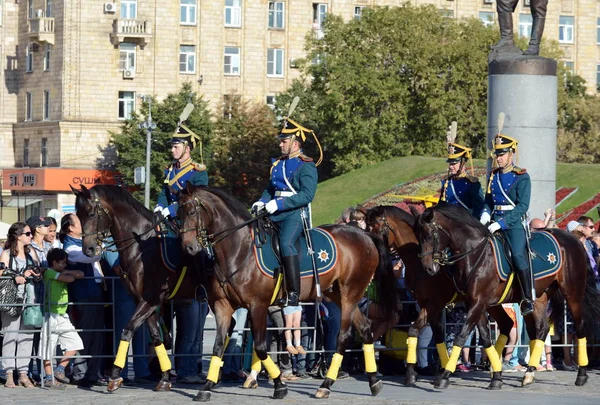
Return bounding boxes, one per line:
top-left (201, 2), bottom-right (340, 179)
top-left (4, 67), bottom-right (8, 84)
top-left (111, 83), bottom-right (212, 205)
top-left (211, 96), bottom-right (280, 205)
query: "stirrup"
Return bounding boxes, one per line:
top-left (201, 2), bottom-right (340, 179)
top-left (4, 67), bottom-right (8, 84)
top-left (276, 292), bottom-right (299, 307)
top-left (520, 299), bottom-right (534, 316)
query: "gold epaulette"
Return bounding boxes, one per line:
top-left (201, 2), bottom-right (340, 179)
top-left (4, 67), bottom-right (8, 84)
top-left (193, 162), bottom-right (207, 172)
top-left (512, 166), bottom-right (527, 175)
top-left (465, 175), bottom-right (480, 183)
top-left (299, 154), bottom-right (313, 162)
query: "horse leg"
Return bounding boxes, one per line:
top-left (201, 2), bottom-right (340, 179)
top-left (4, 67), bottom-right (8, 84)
top-left (429, 309), bottom-right (449, 370)
top-left (315, 301), bottom-right (356, 399)
top-left (474, 313), bottom-right (503, 390)
top-left (108, 300), bottom-right (156, 392)
top-left (487, 306), bottom-right (514, 362)
top-left (194, 299), bottom-right (235, 402)
top-left (564, 294), bottom-right (589, 386)
top-left (242, 349), bottom-right (261, 389)
top-left (521, 297), bottom-right (549, 387)
top-left (405, 307), bottom-right (429, 386)
top-left (144, 310), bottom-right (173, 392)
top-left (249, 303), bottom-right (288, 400)
top-left (351, 303), bottom-right (383, 396)
top-left (435, 303), bottom-right (484, 389)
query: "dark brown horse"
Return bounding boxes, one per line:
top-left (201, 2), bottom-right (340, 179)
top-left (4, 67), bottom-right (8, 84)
top-left (366, 205), bottom-right (514, 388)
top-left (415, 203), bottom-right (600, 389)
top-left (72, 184), bottom-right (205, 392)
top-left (178, 184), bottom-right (399, 401)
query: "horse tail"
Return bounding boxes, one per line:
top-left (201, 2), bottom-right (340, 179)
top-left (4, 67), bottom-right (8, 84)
top-left (581, 263), bottom-right (600, 337)
top-left (368, 233), bottom-right (401, 317)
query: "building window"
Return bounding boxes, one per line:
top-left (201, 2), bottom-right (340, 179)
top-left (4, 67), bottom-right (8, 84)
top-left (26, 45), bottom-right (33, 72)
top-left (223, 95), bottom-right (234, 120)
top-left (559, 16), bottom-right (574, 44)
top-left (519, 14), bottom-right (532, 38)
top-left (266, 95), bottom-right (276, 110)
top-left (479, 12), bottom-right (495, 28)
top-left (118, 91), bottom-right (135, 120)
top-left (312, 3), bottom-right (327, 31)
top-left (564, 61), bottom-right (574, 73)
top-left (267, 48), bottom-right (284, 77)
top-left (179, 45), bottom-right (196, 74)
top-left (268, 1), bottom-right (284, 29)
top-left (225, 0), bottom-right (241, 27)
top-left (121, 0), bottom-right (137, 19)
top-left (597, 65), bottom-right (600, 92)
top-left (46, 0), bottom-right (53, 17)
top-left (28, 0), bottom-right (34, 19)
top-left (181, 0), bottom-right (197, 25)
top-left (224, 47), bottom-right (240, 75)
top-left (44, 44), bottom-right (51, 70)
top-left (119, 43), bottom-right (136, 71)
top-left (24, 139), bottom-right (30, 167)
top-left (354, 6), bottom-right (364, 20)
top-left (439, 9), bottom-right (454, 18)
top-left (41, 138), bottom-right (48, 167)
top-left (597, 18), bottom-right (600, 45)
top-left (43, 90), bottom-right (50, 120)
top-left (26, 92), bottom-right (32, 121)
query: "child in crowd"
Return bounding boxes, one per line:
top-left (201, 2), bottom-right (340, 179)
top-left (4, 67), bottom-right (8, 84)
top-left (41, 249), bottom-right (84, 389)
top-left (284, 304), bottom-right (306, 357)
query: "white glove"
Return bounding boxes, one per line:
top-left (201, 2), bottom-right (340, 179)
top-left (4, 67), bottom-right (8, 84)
top-left (252, 201), bottom-right (265, 213)
top-left (480, 212), bottom-right (491, 225)
top-left (161, 206), bottom-right (172, 218)
top-left (488, 222), bottom-right (501, 234)
top-left (154, 206), bottom-right (163, 213)
top-left (265, 200), bottom-right (278, 214)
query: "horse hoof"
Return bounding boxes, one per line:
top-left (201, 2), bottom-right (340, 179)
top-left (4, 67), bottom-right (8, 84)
top-left (404, 370), bottom-right (417, 386)
top-left (273, 385), bottom-right (288, 399)
top-left (575, 375), bottom-right (588, 387)
top-left (193, 391), bottom-right (212, 402)
top-left (107, 377), bottom-right (123, 392)
top-left (521, 372), bottom-right (535, 387)
top-left (487, 380), bottom-right (503, 390)
top-left (315, 388), bottom-right (331, 399)
top-left (242, 377), bottom-right (258, 389)
top-left (434, 377), bottom-right (450, 389)
top-left (153, 380), bottom-right (172, 391)
top-left (370, 379), bottom-right (383, 396)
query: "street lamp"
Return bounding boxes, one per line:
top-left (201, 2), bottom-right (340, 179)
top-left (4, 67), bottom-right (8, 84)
top-left (138, 95), bottom-right (157, 209)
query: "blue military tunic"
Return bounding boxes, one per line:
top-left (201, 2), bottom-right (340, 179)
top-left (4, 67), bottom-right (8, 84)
top-left (260, 151), bottom-right (318, 257)
top-left (440, 175), bottom-right (484, 218)
top-left (156, 157), bottom-right (208, 216)
top-left (482, 166), bottom-right (531, 270)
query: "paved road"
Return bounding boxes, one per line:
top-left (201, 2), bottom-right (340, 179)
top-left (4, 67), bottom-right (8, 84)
top-left (1, 315), bottom-right (597, 404)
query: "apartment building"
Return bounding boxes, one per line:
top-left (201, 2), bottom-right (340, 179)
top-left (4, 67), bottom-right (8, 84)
top-left (0, 0), bottom-right (597, 220)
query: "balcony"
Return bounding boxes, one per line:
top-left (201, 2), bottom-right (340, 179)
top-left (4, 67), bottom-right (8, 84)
top-left (28, 17), bottom-right (55, 45)
top-left (110, 19), bottom-right (153, 48)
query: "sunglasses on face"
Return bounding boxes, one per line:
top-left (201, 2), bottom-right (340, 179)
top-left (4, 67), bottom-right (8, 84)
top-left (21, 232), bottom-right (33, 237)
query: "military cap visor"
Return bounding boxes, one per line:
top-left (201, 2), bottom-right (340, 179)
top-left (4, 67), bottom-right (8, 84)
top-left (169, 124), bottom-right (200, 148)
top-left (446, 143), bottom-right (471, 163)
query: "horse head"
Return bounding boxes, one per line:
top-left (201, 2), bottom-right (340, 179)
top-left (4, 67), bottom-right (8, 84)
top-left (366, 205), bottom-right (417, 251)
top-left (71, 184), bottom-right (113, 257)
top-left (179, 183), bottom-right (217, 257)
top-left (415, 207), bottom-right (452, 276)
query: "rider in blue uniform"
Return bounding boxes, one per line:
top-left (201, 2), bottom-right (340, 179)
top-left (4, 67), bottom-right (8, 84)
top-left (480, 134), bottom-right (534, 315)
top-left (154, 124), bottom-right (208, 222)
top-left (252, 119), bottom-right (319, 307)
top-left (440, 142), bottom-right (484, 218)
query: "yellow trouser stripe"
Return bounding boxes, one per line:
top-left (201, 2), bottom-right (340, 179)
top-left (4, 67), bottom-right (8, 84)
top-left (251, 350), bottom-right (261, 372)
top-left (207, 356), bottom-right (224, 383)
top-left (155, 343), bottom-right (172, 372)
top-left (494, 334), bottom-right (508, 358)
top-left (578, 337), bottom-right (588, 366)
top-left (262, 356), bottom-right (281, 379)
top-left (485, 346), bottom-right (503, 372)
top-left (326, 353), bottom-right (344, 381)
top-left (363, 343), bottom-right (377, 373)
top-left (445, 345), bottom-right (462, 373)
top-left (406, 337), bottom-right (418, 365)
top-left (436, 343), bottom-right (450, 368)
top-left (114, 340), bottom-right (130, 369)
top-left (527, 339), bottom-right (544, 368)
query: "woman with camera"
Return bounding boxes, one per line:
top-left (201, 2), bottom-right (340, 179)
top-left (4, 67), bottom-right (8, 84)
top-left (0, 222), bottom-right (41, 388)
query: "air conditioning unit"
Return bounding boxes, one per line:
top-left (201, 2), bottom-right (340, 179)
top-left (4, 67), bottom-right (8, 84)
top-left (104, 3), bottom-right (117, 14)
top-left (36, 9), bottom-right (44, 18)
top-left (123, 67), bottom-right (135, 79)
top-left (289, 59), bottom-right (298, 68)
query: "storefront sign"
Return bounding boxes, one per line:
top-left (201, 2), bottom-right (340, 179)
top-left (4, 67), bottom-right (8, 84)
top-left (2, 168), bottom-right (117, 191)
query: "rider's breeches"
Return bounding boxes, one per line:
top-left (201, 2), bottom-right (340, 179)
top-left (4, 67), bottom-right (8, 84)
top-left (504, 227), bottom-right (529, 271)
top-left (277, 214), bottom-right (303, 257)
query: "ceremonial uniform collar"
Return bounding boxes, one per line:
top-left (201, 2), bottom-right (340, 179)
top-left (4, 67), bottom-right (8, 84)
top-left (174, 157), bottom-right (193, 170)
top-left (500, 164), bottom-right (514, 174)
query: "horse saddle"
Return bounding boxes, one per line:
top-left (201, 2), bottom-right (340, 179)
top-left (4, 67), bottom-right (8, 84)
top-left (158, 231), bottom-right (182, 273)
top-left (490, 230), bottom-right (562, 282)
top-left (251, 224), bottom-right (338, 279)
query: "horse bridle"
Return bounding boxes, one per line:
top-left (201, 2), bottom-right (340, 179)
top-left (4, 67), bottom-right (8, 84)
top-left (81, 197), bottom-right (114, 255)
top-left (370, 213), bottom-right (394, 239)
top-left (179, 196), bottom-right (212, 250)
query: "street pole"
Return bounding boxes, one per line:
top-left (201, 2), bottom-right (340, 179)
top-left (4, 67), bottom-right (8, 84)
top-left (138, 95), bottom-right (157, 209)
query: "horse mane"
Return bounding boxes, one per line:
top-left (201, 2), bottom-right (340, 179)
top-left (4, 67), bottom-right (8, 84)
top-left (89, 185), bottom-right (153, 221)
top-left (432, 203), bottom-right (487, 234)
top-left (367, 205), bottom-right (415, 227)
top-left (188, 186), bottom-right (252, 221)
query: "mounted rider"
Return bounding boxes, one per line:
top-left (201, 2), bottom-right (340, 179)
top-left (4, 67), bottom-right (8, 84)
top-left (252, 118), bottom-right (320, 307)
top-left (154, 124), bottom-right (208, 224)
top-left (480, 134), bottom-right (534, 315)
top-left (440, 141), bottom-right (484, 219)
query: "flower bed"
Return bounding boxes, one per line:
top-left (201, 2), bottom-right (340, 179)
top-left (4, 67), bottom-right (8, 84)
top-left (555, 187), bottom-right (577, 207)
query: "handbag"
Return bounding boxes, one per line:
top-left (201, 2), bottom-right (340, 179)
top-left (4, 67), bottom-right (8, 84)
top-left (0, 271), bottom-right (22, 317)
top-left (22, 281), bottom-right (42, 328)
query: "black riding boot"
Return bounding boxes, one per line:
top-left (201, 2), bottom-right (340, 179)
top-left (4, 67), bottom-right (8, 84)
top-left (277, 255), bottom-right (301, 307)
top-left (493, 12), bottom-right (515, 49)
top-left (523, 17), bottom-right (545, 56)
top-left (517, 267), bottom-right (535, 316)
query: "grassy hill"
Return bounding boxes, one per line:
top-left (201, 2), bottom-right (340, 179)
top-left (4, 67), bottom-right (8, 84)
top-left (312, 156), bottom-right (600, 226)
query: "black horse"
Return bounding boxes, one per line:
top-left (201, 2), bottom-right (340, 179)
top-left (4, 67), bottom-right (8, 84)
top-left (415, 203), bottom-right (600, 389)
top-left (72, 184), bottom-right (205, 393)
top-left (178, 184), bottom-right (400, 401)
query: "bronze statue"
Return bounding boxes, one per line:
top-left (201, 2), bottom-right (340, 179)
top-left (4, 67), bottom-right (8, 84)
top-left (493, 0), bottom-right (548, 56)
